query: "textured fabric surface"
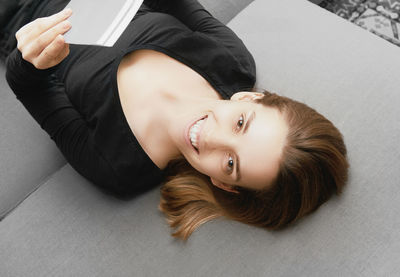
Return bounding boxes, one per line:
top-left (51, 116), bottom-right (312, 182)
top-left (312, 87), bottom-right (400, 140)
top-left (0, 64), bottom-right (66, 219)
top-left (1, 0), bottom-right (400, 276)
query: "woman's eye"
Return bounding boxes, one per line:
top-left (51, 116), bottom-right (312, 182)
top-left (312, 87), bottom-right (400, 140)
top-left (227, 155), bottom-right (234, 173)
top-left (236, 115), bottom-right (244, 130)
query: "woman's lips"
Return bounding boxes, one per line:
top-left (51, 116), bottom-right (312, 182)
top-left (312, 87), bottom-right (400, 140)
top-left (185, 115), bottom-right (207, 154)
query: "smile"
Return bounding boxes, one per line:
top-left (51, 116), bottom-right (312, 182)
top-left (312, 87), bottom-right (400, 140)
top-left (187, 115), bottom-right (207, 153)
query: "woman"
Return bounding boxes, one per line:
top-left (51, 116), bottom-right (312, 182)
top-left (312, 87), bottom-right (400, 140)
top-left (4, 0), bottom-right (349, 240)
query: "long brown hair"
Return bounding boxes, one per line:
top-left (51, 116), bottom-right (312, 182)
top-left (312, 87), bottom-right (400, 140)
top-left (159, 90), bottom-right (349, 240)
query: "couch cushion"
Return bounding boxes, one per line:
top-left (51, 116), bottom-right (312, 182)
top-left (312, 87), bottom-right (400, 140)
top-left (0, 64), bottom-right (66, 220)
top-left (1, 0), bottom-right (400, 275)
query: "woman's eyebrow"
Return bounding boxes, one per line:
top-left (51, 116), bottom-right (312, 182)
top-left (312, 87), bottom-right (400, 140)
top-left (235, 110), bottom-right (256, 182)
top-left (244, 110), bottom-right (256, 134)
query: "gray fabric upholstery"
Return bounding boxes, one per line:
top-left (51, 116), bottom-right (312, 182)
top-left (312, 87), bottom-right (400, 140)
top-left (0, 64), bottom-right (66, 219)
top-left (1, 0), bottom-right (400, 276)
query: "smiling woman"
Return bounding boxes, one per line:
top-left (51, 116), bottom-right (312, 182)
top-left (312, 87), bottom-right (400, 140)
top-left (4, 0), bottom-right (348, 241)
top-left (160, 90), bottom-right (349, 240)
top-left (181, 92), bottom-right (289, 192)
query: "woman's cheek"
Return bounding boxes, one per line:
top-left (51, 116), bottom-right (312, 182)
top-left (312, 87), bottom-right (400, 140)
top-left (198, 155), bottom-right (222, 179)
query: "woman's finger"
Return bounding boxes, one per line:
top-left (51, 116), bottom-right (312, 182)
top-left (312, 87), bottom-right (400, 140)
top-left (16, 8), bottom-right (72, 46)
top-left (33, 35), bottom-right (69, 69)
top-left (54, 42), bottom-right (70, 64)
top-left (30, 19), bottom-right (71, 57)
top-left (19, 19), bottom-right (71, 64)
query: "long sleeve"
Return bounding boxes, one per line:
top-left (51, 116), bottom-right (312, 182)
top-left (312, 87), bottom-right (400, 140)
top-left (144, 0), bottom-right (256, 68)
top-left (5, 48), bottom-right (127, 198)
top-left (144, 0), bottom-right (215, 31)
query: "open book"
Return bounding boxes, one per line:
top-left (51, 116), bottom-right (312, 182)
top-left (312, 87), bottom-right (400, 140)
top-left (64, 0), bottom-right (144, 47)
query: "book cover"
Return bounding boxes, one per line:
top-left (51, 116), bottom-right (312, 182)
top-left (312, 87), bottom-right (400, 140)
top-left (64, 0), bottom-right (144, 47)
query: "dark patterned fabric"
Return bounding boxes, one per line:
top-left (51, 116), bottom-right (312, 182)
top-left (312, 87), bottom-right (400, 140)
top-left (319, 0), bottom-right (400, 46)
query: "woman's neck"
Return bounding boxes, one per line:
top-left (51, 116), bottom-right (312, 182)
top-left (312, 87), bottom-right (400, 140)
top-left (146, 89), bottom-right (221, 169)
top-left (116, 48), bottom-right (223, 169)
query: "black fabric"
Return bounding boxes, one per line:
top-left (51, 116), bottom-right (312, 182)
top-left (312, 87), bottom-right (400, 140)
top-left (0, 0), bottom-right (38, 61)
top-left (0, 0), bottom-right (70, 61)
top-left (5, 0), bottom-right (256, 198)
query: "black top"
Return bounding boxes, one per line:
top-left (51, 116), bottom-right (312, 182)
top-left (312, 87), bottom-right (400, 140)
top-left (5, 0), bottom-right (256, 197)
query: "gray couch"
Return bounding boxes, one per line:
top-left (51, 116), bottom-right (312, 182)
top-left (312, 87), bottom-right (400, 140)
top-left (1, 0), bottom-right (400, 276)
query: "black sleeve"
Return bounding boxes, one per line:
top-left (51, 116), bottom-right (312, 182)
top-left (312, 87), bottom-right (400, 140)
top-left (5, 48), bottom-right (125, 197)
top-left (144, 0), bottom-right (254, 56)
top-left (145, 0), bottom-right (256, 83)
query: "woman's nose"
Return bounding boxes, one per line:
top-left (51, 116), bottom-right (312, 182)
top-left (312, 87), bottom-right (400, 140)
top-left (203, 125), bottom-right (234, 151)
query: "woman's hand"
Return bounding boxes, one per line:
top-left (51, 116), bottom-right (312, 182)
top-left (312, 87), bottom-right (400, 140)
top-left (15, 8), bottom-right (73, 70)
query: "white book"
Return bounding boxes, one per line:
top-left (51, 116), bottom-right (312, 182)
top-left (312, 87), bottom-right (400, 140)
top-left (64, 0), bottom-right (144, 47)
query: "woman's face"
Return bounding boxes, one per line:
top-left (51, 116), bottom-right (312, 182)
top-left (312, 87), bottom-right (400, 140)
top-left (173, 92), bottom-right (288, 193)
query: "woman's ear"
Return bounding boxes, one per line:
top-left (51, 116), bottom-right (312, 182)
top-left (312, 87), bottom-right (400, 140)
top-left (210, 178), bottom-right (239, 194)
top-left (230, 91), bottom-right (264, 102)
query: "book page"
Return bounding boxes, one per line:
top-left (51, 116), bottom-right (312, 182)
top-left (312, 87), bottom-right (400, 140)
top-left (64, 0), bottom-right (144, 47)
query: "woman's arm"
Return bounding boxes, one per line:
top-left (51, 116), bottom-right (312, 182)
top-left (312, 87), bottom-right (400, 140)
top-left (145, 0), bottom-right (256, 81)
top-left (6, 8), bottom-right (77, 144)
top-left (144, 0), bottom-right (213, 30)
top-left (144, 0), bottom-right (252, 51)
top-left (6, 10), bottom-right (124, 197)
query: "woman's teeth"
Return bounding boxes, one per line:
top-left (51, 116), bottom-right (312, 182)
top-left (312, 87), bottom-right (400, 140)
top-left (189, 118), bottom-right (206, 150)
